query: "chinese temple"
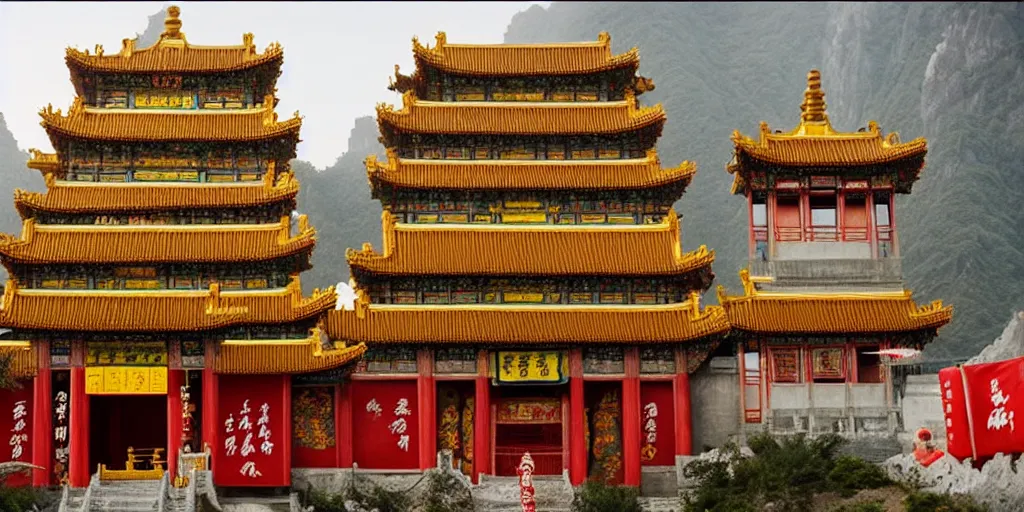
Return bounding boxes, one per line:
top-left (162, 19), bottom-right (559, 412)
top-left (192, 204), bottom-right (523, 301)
top-left (0, 6), bottom-right (364, 490)
top-left (325, 32), bottom-right (730, 488)
top-left (719, 70), bottom-right (953, 436)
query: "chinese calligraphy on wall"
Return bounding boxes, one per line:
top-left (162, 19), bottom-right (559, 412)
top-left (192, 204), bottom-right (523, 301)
top-left (367, 397), bottom-right (414, 452)
top-left (53, 389), bottom-right (69, 485)
top-left (224, 399), bottom-right (274, 479)
top-left (10, 400), bottom-right (27, 461)
top-left (640, 402), bottom-right (657, 462)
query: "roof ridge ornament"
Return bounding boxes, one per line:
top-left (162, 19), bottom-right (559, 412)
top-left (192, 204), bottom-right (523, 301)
top-left (435, 32), bottom-right (447, 51)
top-left (157, 5), bottom-right (187, 49)
top-left (800, 69), bottom-right (827, 123)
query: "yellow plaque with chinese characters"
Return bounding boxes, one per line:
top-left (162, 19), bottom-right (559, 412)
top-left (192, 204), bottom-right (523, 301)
top-left (494, 352), bottom-right (567, 385)
top-left (84, 366), bottom-right (168, 395)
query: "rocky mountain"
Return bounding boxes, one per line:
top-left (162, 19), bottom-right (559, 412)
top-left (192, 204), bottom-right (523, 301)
top-left (292, 116), bottom-right (384, 291)
top-left (504, 2), bottom-right (1024, 360)
top-left (0, 114), bottom-right (43, 283)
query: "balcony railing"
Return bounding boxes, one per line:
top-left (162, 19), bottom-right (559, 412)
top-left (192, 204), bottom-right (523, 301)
top-left (748, 258), bottom-right (904, 288)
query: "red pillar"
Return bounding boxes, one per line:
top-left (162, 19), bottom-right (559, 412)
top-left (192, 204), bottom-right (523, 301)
top-left (416, 350), bottom-right (436, 471)
top-left (281, 374), bottom-right (292, 486)
top-left (674, 349), bottom-right (693, 457)
top-left (201, 365), bottom-right (218, 469)
top-left (472, 351), bottom-right (491, 482)
top-left (32, 341), bottom-right (52, 487)
top-left (336, 382), bottom-right (353, 467)
top-left (569, 349), bottom-right (586, 486)
top-left (167, 369), bottom-right (184, 479)
top-left (622, 348), bottom-right (641, 487)
top-left (68, 366), bottom-right (89, 488)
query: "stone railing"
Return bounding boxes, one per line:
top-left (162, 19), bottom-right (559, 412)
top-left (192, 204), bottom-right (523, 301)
top-left (156, 471), bottom-right (170, 512)
top-left (56, 484), bottom-right (69, 512)
top-left (81, 471), bottom-right (100, 512)
top-left (749, 257), bottom-right (903, 289)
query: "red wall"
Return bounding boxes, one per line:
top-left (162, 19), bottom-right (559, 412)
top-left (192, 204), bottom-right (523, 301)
top-left (0, 383), bottom-right (34, 486)
top-left (775, 196), bottom-right (801, 229)
top-left (351, 380), bottom-right (419, 470)
top-left (639, 382), bottom-right (675, 467)
top-left (291, 386), bottom-right (337, 468)
top-left (214, 375), bottom-right (289, 487)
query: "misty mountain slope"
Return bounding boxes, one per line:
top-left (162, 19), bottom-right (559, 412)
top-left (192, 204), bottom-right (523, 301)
top-left (505, 2), bottom-right (831, 304)
top-left (0, 114), bottom-right (43, 283)
top-left (505, 2), bottom-right (1024, 359)
top-left (292, 116), bottom-right (384, 292)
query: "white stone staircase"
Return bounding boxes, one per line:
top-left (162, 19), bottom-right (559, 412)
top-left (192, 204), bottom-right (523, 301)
top-left (82, 479), bottom-right (164, 511)
top-left (472, 474), bottom-right (574, 512)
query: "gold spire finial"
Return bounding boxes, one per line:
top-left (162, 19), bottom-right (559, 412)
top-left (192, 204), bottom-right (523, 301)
top-left (800, 69), bottom-right (827, 123)
top-left (162, 5), bottom-right (183, 39)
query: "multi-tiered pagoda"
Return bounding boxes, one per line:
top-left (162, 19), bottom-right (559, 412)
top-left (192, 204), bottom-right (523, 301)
top-left (327, 32), bottom-right (729, 487)
top-left (0, 6), bottom-right (363, 489)
top-left (720, 70), bottom-right (952, 436)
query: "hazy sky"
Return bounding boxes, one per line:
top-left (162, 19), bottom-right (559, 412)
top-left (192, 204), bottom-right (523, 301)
top-left (0, 1), bottom-right (548, 169)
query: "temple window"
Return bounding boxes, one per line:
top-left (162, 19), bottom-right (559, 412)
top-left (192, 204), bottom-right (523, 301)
top-left (809, 193), bottom-right (838, 241)
top-left (843, 192), bottom-right (869, 241)
top-left (498, 143), bottom-right (536, 160)
top-left (200, 86), bottom-right (245, 109)
top-left (856, 346), bottom-right (883, 383)
top-left (546, 141), bottom-right (567, 160)
top-left (452, 77), bottom-right (485, 102)
top-left (874, 191), bottom-right (894, 258)
top-left (569, 136), bottom-right (596, 159)
top-left (751, 193), bottom-right (768, 261)
top-left (96, 89), bottom-right (129, 109)
top-left (444, 146), bottom-right (471, 160)
top-left (491, 79), bottom-right (543, 102)
top-left (774, 194), bottom-right (801, 241)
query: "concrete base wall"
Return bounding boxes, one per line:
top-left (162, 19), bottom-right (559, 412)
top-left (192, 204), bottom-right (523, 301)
top-left (690, 357), bottom-right (741, 452)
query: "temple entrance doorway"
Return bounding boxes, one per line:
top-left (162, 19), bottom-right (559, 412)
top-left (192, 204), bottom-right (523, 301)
top-left (584, 381), bottom-right (624, 485)
top-left (89, 395), bottom-right (167, 475)
top-left (491, 385), bottom-right (567, 476)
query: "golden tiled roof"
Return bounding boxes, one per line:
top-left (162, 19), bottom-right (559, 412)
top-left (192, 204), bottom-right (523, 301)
top-left (0, 279), bottom-right (336, 332)
top-left (65, 6), bottom-right (282, 75)
top-left (729, 70), bottom-right (927, 169)
top-left (0, 216), bottom-right (315, 266)
top-left (0, 345), bottom-right (37, 379)
top-left (365, 148), bottom-right (695, 191)
top-left (215, 327), bottom-right (366, 375)
top-left (347, 211), bottom-right (714, 277)
top-left (377, 90), bottom-right (664, 135)
top-left (717, 270), bottom-right (953, 334)
top-left (39, 98), bottom-right (301, 144)
top-left (327, 294), bottom-right (729, 345)
top-left (411, 31), bottom-right (639, 76)
top-left (15, 170), bottom-right (299, 217)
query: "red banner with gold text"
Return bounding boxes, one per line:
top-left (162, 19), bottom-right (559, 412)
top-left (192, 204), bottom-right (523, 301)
top-left (639, 382), bottom-right (675, 466)
top-left (0, 384), bottom-right (33, 486)
top-left (214, 375), bottom-right (289, 487)
top-left (939, 356), bottom-right (1024, 460)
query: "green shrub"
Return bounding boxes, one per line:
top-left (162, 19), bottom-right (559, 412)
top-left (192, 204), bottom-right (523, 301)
top-left (308, 481), bottom-right (413, 512)
top-left (903, 490), bottom-right (988, 512)
top-left (572, 479), bottom-right (642, 512)
top-left (0, 485), bottom-right (41, 512)
top-left (684, 432), bottom-right (852, 512)
top-left (828, 455), bottom-right (892, 497)
top-left (421, 470), bottom-right (474, 512)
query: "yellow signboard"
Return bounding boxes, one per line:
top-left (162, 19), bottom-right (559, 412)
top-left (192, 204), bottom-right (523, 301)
top-left (85, 366), bottom-right (168, 395)
top-left (494, 352), bottom-right (567, 385)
